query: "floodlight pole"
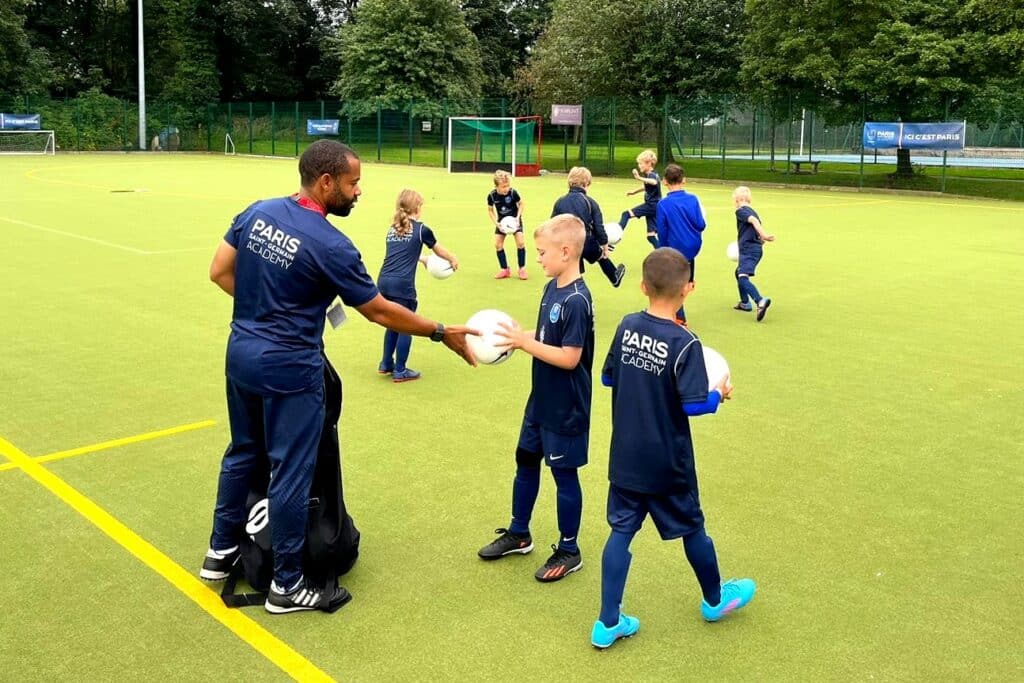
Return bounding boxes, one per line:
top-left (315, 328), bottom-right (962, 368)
top-left (137, 0), bottom-right (146, 151)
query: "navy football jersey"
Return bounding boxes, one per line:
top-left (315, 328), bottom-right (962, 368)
top-left (643, 171), bottom-right (662, 204)
top-left (736, 206), bottom-right (762, 252)
top-left (602, 312), bottom-right (709, 494)
top-left (224, 196), bottom-right (379, 394)
top-left (524, 278), bottom-right (595, 436)
top-left (487, 188), bottom-right (522, 219)
top-left (377, 220), bottom-right (437, 300)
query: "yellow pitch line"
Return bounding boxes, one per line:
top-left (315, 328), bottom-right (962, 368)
top-left (0, 434), bottom-right (334, 682)
top-left (0, 420), bottom-right (218, 473)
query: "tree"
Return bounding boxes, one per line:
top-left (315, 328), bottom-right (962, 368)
top-left (461, 0), bottom-right (553, 99)
top-left (331, 0), bottom-right (484, 117)
top-left (0, 0), bottom-right (52, 99)
top-left (741, 0), bottom-right (1024, 175)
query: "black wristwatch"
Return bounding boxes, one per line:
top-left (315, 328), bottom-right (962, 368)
top-left (430, 322), bottom-right (445, 342)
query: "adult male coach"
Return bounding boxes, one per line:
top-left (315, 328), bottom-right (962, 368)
top-left (200, 140), bottom-right (476, 614)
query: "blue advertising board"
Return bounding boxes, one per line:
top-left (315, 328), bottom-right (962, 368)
top-left (863, 122), bottom-right (966, 150)
top-left (306, 119), bottom-right (340, 136)
top-left (0, 113), bottom-right (41, 130)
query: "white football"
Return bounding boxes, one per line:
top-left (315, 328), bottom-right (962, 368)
top-left (425, 254), bottom-right (455, 279)
top-left (498, 216), bottom-right (520, 235)
top-left (702, 345), bottom-right (732, 391)
top-left (726, 241), bottom-right (739, 262)
top-left (603, 222), bottom-right (624, 246)
top-left (465, 309), bottom-right (516, 365)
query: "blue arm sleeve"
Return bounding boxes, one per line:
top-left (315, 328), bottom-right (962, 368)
top-left (601, 372), bottom-right (613, 387)
top-left (682, 390), bottom-right (721, 416)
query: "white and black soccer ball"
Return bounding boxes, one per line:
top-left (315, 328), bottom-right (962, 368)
top-left (425, 254), bottom-right (455, 279)
top-left (465, 309), bottom-right (516, 365)
top-left (498, 216), bottom-right (520, 235)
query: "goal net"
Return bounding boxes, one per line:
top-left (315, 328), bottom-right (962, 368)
top-left (447, 117), bottom-right (542, 176)
top-left (0, 130), bottom-right (55, 155)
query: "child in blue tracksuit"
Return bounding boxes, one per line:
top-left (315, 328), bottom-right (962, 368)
top-left (377, 189), bottom-right (459, 381)
top-left (591, 247), bottom-right (755, 650)
top-left (733, 186), bottom-right (775, 321)
top-left (655, 164), bottom-right (706, 326)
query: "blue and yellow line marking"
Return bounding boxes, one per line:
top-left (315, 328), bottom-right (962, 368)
top-left (0, 432), bottom-right (334, 682)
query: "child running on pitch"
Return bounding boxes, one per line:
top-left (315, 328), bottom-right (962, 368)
top-left (478, 214), bottom-right (595, 582)
top-left (377, 189), bottom-right (459, 382)
top-left (732, 186), bottom-right (775, 321)
top-left (487, 170), bottom-right (528, 279)
top-left (655, 163), bottom-right (707, 327)
top-left (617, 149), bottom-right (661, 249)
top-left (591, 247), bottom-right (755, 649)
top-left (551, 166), bottom-right (626, 287)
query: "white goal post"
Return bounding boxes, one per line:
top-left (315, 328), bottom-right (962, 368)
top-left (224, 132), bottom-right (236, 155)
top-left (0, 130), bottom-right (56, 155)
top-left (446, 116), bottom-right (542, 176)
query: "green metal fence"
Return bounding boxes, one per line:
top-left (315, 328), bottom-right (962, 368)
top-left (3, 94), bottom-right (1022, 199)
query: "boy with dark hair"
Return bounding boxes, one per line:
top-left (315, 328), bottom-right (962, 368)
top-left (591, 247), bottom-right (755, 649)
top-left (655, 164), bottom-right (706, 326)
top-left (478, 214), bottom-right (595, 582)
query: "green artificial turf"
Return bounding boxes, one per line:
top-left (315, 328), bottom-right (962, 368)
top-left (1, 154), bottom-right (1022, 680)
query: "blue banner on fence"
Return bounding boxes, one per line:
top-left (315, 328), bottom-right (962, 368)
top-left (0, 113), bottom-right (41, 130)
top-left (863, 122), bottom-right (966, 150)
top-left (306, 119), bottom-right (339, 136)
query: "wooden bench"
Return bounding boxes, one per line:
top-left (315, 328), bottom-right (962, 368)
top-left (789, 160), bottom-right (821, 174)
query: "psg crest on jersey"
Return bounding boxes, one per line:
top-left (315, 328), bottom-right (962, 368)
top-left (549, 303), bottom-right (561, 323)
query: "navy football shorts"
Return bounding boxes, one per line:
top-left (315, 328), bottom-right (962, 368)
top-left (631, 203), bottom-right (657, 232)
top-left (517, 417), bottom-right (589, 469)
top-left (606, 483), bottom-right (705, 540)
top-left (737, 247), bottom-right (763, 277)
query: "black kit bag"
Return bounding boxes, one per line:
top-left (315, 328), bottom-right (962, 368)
top-left (221, 353), bottom-right (360, 610)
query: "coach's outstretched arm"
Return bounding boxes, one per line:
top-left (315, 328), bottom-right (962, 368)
top-left (356, 294), bottom-right (478, 367)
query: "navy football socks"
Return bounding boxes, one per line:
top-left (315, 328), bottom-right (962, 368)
top-left (516, 247), bottom-right (526, 268)
top-left (599, 530), bottom-right (635, 627)
top-left (619, 211), bottom-right (630, 230)
top-left (496, 249), bottom-right (509, 269)
top-left (683, 529), bottom-right (722, 605)
top-left (509, 464), bottom-right (541, 535)
top-left (551, 467), bottom-right (582, 552)
top-left (647, 234), bottom-right (660, 249)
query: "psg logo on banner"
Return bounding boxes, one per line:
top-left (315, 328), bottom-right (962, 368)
top-left (863, 122), bottom-right (966, 150)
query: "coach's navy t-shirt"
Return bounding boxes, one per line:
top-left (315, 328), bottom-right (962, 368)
top-left (524, 277), bottom-right (595, 436)
top-left (602, 312), bottom-right (709, 494)
top-left (642, 171), bottom-right (662, 204)
top-left (223, 196), bottom-right (379, 394)
top-left (377, 220), bottom-right (436, 300)
top-left (736, 206), bottom-right (763, 253)
top-left (487, 188), bottom-right (522, 219)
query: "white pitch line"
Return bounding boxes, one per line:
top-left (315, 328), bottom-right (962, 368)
top-left (1, 216), bottom-right (149, 255)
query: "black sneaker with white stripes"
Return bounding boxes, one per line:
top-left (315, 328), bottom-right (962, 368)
top-left (199, 547), bottom-right (240, 581)
top-left (265, 578), bottom-right (352, 614)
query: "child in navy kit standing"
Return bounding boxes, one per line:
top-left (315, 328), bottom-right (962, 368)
top-left (591, 248), bottom-right (755, 649)
top-left (478, 214), bottom-right (595, 582)
top-left (618, 149), bottom-right (661, 249)
top-left (732, 186), bottom-right (775, 321)
top-left (378, 189), bottom-right (460, 382)
top-left (487, 170), bottom-right (528, 280)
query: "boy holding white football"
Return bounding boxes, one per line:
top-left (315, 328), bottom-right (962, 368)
top-left (377, 189), bottom-right (459, 382)
top-left (478, 214), bottom-right (595, 583)
top-left (732, 186), bottom-right (775, 321)
top-left (487, 170), bottom-right (527, 280)
top-left (591, 247), bottom-right (754, 650)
